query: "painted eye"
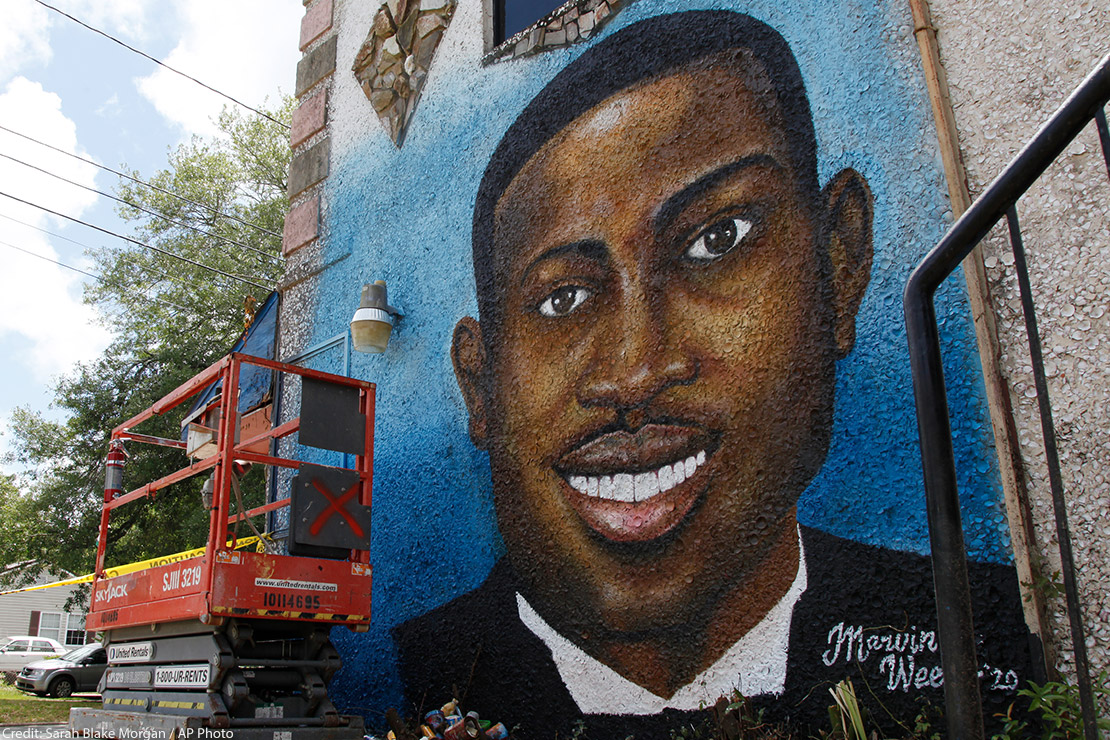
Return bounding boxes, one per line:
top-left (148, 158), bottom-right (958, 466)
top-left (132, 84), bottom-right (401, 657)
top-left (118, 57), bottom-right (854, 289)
top-left (538, 285), bottom-right (591, 317)
top-left (684, 216), bottom-right (753, 262)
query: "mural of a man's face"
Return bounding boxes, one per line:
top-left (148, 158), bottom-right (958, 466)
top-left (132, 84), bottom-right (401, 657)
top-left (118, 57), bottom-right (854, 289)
top-left (453, 49), bottom-right (873, 670)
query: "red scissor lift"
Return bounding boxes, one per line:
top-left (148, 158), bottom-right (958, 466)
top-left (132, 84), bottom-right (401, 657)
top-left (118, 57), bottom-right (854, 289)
top-left (72, 353), bottom-right (375, 739)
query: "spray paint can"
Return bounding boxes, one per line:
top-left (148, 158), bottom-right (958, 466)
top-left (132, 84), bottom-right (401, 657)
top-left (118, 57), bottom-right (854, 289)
top-left (483, 723), bottom-right (508, 740)
top-left (444, 712), bottom-right (481, 740)
top-left (424, 709), bottom-right (447, 734)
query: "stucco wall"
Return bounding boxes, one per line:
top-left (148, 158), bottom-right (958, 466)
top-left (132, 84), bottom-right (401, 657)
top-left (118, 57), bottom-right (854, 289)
top-left (928, 0), bottom-right (1110, 691)
top-left (278, 0), bottom-right (1051, 733)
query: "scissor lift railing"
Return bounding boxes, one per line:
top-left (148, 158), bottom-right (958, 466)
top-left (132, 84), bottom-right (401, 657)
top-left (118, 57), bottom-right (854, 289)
top-left (87, 352), bottom-right (376, 632)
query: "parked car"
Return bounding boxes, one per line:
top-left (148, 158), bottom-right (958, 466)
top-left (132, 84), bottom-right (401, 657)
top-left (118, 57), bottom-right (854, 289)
top-left (15, 643), bottom-right (107, 697)
top-left (0, 635), bottom-right (68, 671)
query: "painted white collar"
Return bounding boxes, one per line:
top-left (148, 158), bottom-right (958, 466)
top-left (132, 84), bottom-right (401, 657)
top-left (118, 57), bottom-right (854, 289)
top-left (516, 528), bottom-right (807, 715)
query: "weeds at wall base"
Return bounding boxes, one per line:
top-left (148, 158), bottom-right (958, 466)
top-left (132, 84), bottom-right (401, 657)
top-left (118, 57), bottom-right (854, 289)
top-left (991, 672), bottom-right (1110, 740)
top-left (380, 673), bottom-right (1109, 740)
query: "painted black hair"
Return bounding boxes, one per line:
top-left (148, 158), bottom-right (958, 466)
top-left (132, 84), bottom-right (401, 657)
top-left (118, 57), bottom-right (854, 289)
top-left (471, 10), bottom-right (819, 331)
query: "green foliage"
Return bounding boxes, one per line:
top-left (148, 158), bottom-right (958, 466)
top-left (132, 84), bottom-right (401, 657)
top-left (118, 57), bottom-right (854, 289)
top-left (1022, 570), bottom-right (1066, 605)
top-left (909, 702), bottom-right (942, 740)
top-left (827, 680), bottom-right (870, 740)
top-left (1, 99), bottom-right (291, 585)
top-left (992, 673), bottom-right (1110, 740)
top-left (663, 691), bottom-right (790, 740)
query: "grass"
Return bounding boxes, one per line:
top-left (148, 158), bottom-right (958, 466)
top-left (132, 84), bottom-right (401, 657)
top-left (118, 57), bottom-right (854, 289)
top-left (0, 682), bottom-right (100, 724)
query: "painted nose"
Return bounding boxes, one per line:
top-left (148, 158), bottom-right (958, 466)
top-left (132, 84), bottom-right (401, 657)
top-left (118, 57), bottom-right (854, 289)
top-left (577, 287), bottom-right (697, 412)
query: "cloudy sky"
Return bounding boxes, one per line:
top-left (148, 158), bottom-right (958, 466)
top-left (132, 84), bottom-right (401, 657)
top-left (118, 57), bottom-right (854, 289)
top-left (0, 0), bottom-right (302, 471)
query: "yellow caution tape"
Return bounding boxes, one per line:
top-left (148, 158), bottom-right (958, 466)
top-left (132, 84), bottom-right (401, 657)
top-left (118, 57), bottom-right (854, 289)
top-left (0, 534), bottom-right (267, 595)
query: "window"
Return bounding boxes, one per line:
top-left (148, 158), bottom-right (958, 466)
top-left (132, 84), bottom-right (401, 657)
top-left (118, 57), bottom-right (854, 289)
top-left (65, 615), bottom-right (88, 646)
top-left (37, 612), bottom-right (63, 643)
top-left (31, 640), bottom-right (55, 652)
top-left (494, 0), bottom-right (567, 44)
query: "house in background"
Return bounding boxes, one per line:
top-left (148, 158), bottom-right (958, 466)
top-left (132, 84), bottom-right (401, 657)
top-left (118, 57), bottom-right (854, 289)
top-left (0, 562), bottom-right (90, 649)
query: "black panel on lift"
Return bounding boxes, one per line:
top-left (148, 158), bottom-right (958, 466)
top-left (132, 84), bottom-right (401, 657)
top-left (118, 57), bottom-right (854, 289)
top-left (289, 464), bottom-right (370, 559)
top-left (299, 376), bottom-right (366, 456)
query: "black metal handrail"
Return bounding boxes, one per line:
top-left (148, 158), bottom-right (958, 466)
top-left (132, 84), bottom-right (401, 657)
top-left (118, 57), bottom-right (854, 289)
top-left (904, 53), bottom-right (1110, 740)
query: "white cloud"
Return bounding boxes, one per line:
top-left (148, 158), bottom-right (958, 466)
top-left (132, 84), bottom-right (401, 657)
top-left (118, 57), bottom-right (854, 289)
top-left (136, 0), bottom-right (302, 136)
top-left (96, 92), bottom-right (122, 117)
top-left (67, 0), bottom-right (152, 41)
top-left (0, 0), bottom-right (155, 85)
top-left (0, 78), bottom-right (113, 377)
top-left (0, 1), bottom-right (54, 81)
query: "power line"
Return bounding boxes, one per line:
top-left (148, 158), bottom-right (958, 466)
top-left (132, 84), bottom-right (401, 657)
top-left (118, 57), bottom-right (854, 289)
top-left (115, 250), bottom-right (212, 295)
top-left (0, 211), bottom-right (212, 295)
top-left (0, 238), bottom-right (188, 313)
top-left (33, 0), bottom-right (289, 130)
top-left (0, 151), bottom-right (283, 266)
top-left (0, 238), bottom-right (99, 281)
top-left (0, 210), bottom-right (99, 251)
top-left (0, 123), bottom-right (283, 239)
top-left (0, 190), bottom-right (271, 291)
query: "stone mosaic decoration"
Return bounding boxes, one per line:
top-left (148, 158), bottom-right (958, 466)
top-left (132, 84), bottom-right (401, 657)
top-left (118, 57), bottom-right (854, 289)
top-left (353, 0), bottom-right (457, 147)
top-left (483, 0), bottom-right (631, 65)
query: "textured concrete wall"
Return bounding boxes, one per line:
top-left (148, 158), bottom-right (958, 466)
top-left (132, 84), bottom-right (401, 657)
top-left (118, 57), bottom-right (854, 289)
top-left (928, 0), bottom-right (1110, 688)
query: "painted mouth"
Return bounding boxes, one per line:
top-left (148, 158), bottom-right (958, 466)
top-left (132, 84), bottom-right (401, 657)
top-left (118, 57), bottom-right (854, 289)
top-left (565, 450), bottom-right (707, 503)
top-left (555, 424), bottom-right (715, 542)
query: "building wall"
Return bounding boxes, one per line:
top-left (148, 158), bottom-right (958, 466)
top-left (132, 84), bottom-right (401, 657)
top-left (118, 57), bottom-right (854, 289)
top-left (928, 0), bottom-right (1110, 688)
top-left (0, 573), bottom-right (87, 647)
top-left (278, 0), bottom-right (1052, 732)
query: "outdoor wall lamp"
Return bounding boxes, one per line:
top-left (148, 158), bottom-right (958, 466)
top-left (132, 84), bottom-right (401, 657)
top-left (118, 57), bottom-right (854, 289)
top-left (351, 280), bottom-right (403, 353)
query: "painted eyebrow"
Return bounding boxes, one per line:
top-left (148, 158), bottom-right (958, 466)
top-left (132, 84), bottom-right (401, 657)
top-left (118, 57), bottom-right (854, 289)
top-left (520, 240), bottom-right (608, 286)
top-left (652, 154), bottom-right (780, 233)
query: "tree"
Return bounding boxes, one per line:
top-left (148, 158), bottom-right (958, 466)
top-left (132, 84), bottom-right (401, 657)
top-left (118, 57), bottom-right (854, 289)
top-left (1, 98), bottom-right (293, 588)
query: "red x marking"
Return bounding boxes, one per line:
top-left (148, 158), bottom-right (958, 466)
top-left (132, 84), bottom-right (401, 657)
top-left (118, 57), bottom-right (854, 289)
top-left (309, 479), bottom-right (364, 538)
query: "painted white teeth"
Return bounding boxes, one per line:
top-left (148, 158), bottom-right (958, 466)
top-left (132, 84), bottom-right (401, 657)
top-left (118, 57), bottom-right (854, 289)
top-left (633, 472), bottom-right (659, 501)
top-left (566, 450), bottom-right (707, 502)
top-left (613, 473), bottom-right (634, 502)
top-left (658, 465), bottom-right (675, 492)
top-left (599, 475), bottom-right (615, 499)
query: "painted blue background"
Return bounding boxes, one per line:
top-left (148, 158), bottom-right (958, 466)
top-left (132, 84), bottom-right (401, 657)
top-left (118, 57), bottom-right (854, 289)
top-left (300, 0), bottom-right (1010, 715)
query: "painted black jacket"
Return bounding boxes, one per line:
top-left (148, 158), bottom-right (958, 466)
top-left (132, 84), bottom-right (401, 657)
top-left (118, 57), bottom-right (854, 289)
top-left (394, 526), bottom-right (1038, 739)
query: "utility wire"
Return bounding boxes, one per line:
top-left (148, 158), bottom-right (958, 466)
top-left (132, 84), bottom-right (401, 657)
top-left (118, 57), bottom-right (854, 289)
top-left (0, 238), bottom-right (188, 313)
top-left (0, 123), bottom-right (283, 240)
top-left (0, 238), bottom-right (99, 281)
top-left (32, 0), bottom-right (289, 130)
top-left (0, 151), bottom-right (282, 266)
top-left (0, 211), bottom-right (212, 295)
top-left (0, 191), bottom-right (271, 291)
top-left (0, 210), bottom-right (99, 251)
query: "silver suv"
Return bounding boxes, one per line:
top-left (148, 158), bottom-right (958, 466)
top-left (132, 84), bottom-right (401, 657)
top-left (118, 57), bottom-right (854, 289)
top-left (15, 643), bottom-right (107, 697)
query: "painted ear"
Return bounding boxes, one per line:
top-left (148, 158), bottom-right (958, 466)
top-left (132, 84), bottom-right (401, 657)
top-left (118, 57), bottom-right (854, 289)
top-left (822, 168), bottom-right (874, 358)
top-left (451, 316), bottom-right (490, 449)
